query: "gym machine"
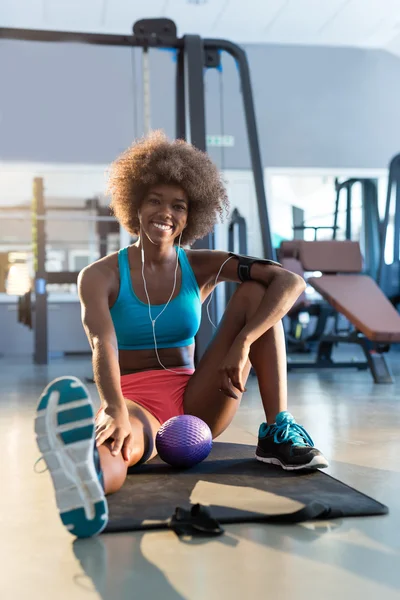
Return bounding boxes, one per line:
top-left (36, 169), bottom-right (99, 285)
top-left (0, 18), bottom-right (275, 364)
top-left (378, 153), bottom-right (400, 306)
top-left (11, 179), bottom-right (119, 363)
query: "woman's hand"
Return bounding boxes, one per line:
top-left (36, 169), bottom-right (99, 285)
top-left (95, 402), bottom-right (134, 462)
top-left (217, 339), bottom-right (250, 399)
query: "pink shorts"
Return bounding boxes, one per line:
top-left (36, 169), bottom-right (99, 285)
top-left (120, 368), bottom-right (195, 424)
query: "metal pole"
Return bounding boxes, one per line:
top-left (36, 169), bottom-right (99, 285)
top-left (204, 39), bottom-right (275, 260)
top-left (226, 209), bottom-right (247, 307)
top-left (183, 35), bottom-right (206, 151)
top-left (362, 179), bottom-right (380, 280)
top-left (0, 26), bottom-right (184, 48)
top-left (292, 207), bottom-right (305, 240)
top-left (395, 175), bottom-right (400, 272)
top-left (333, 180), bottom-right (340, 240)
top-left (176, 48), bottom-right (186, 140)
top-left (142, 47), bottom-right (151, 134)
top-left (32, 177), bottom-right (48, 365)
top-left (88, 205), bottom-right (98, 263)
top-left (183, 35), bottom-right (216, 361)
top-left (377, 160), bottom-right (395, 287)
top-left (346, 183), bottom-right (352, 240)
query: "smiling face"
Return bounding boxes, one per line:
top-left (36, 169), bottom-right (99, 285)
top-left (138, 183), bottom-right (189, 245)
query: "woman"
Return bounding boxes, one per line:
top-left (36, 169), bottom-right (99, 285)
top-left (35, 131), bottom-right (327, 538)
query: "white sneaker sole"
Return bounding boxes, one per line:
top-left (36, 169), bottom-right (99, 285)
top-left (255, 453), bottom-right (329, 471)
top-left (34, 376), bottom-right (108, 538)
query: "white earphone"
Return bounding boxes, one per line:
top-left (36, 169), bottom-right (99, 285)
top-left (138, 214), bottom-right (232, 374)
top-left (139, 219), bottom-right (184, 374)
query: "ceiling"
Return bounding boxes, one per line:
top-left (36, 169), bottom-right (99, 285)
top-left (2, 0), bottom-right (400, 56)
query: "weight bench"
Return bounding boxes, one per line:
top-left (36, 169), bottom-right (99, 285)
top-left (286, 240), bottom-right (400, 383)
top-left (278, 241), bottom-right (335, 353)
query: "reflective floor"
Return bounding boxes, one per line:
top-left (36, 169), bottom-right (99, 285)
top-left (1, 353), bottom-right (400, 600)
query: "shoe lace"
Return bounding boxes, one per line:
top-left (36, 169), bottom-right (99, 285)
top-left (33, 456), bottom-right (48, 474)
top-left (271, 414), bottom-right (314, 447)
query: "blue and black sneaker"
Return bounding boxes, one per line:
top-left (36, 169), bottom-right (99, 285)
top-left (256, 411), bottom-right (329, 471)
top-left (34, 376), bottom-right (108, 538)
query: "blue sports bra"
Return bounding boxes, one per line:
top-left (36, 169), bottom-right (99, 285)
top-left (110, 246), bottom-right (202, 350)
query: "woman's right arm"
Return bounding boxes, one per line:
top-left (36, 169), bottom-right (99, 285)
top-left (78, 265), bottom-right (124, 408)
top-left (78, 265), bottom-right (133, 459)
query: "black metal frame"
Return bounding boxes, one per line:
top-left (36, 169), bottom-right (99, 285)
top-left (21, 187), bottom-right (119, 364)
top-left (283, 177), bottom-right (392, 383)
top-left (287, 331), bottom-right (394, 384)
top-left (181, 34), bottom-right (216, 358)
top-left (32, 178), bottom-right (48, 364)
top-left (378, 153), bottom-right (400, 303)
top-left (226, 208), bottom-right (248, 306)
top-left (1, 20), bottom-right (274, 362)
top-left (333, 178), bottom-right (381, 280)
top-left (292, 225), bottom-right (338, 241)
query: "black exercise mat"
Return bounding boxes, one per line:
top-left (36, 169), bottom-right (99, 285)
top-left (104, 442), bottom-right (388, 535)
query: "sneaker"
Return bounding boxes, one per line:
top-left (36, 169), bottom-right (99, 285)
top-left (34, 376), bottom-right (108, 538)
top-left (256, 411), bottom-right (329, 471)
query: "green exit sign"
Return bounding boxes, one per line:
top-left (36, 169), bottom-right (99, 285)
top-left (206, 135), bottom-right (235, 147)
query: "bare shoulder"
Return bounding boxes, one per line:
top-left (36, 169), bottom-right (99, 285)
top-left (185, 248), bottom-right (233, 287)
top-left (78, 252), bottom-right (119, 298)
top-left (185, 248), bottom-right (228, 266)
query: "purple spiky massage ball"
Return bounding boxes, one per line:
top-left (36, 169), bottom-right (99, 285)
top-left (156, 415), bottom-right (213, 468)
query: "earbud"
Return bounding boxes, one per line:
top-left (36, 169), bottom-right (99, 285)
top-left (140, 235), bottom-right (182, 375)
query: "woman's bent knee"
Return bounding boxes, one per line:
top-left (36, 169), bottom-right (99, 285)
top-left (126, 443), bottom-right (145, 468)
top-left (231, 280), bottom-right (266, 312)
top-left (98, 442), bottom-right (129, 495)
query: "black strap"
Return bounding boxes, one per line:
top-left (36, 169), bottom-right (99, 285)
top-left (228, 252), bottom-right (282, 283)
top-left (169, 502), bottom-right (331, 537)
top-left (169, 504), bottom-right (225, 537)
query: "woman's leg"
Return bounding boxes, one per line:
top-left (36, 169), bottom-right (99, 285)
top-left (184, 281), bottom-right (328, 469)
top-left (184, 281), bottom-right (284, 436)
top-left (97, 400), bottom-right (160, 495)
top-left (36, 376), bottom-right (162, 538)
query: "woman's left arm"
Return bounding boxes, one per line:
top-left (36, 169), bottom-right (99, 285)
top-left (192, 249), bottom-right (306, 345)
top-left (198, 250), bottom-right (306, 348)
top-left (189, 249), bottom-right (306, 395)
top-left (232, 260), bottom-right (306, 348)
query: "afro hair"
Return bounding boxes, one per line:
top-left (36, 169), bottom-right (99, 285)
top-left (107, 130), bottom-right (229, 245)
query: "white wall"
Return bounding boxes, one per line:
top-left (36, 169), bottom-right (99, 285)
top-left (2, 40), bottom-right (400, 170)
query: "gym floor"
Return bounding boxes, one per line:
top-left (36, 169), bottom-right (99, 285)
top-left (2, 352), bottom-right (400, 600)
